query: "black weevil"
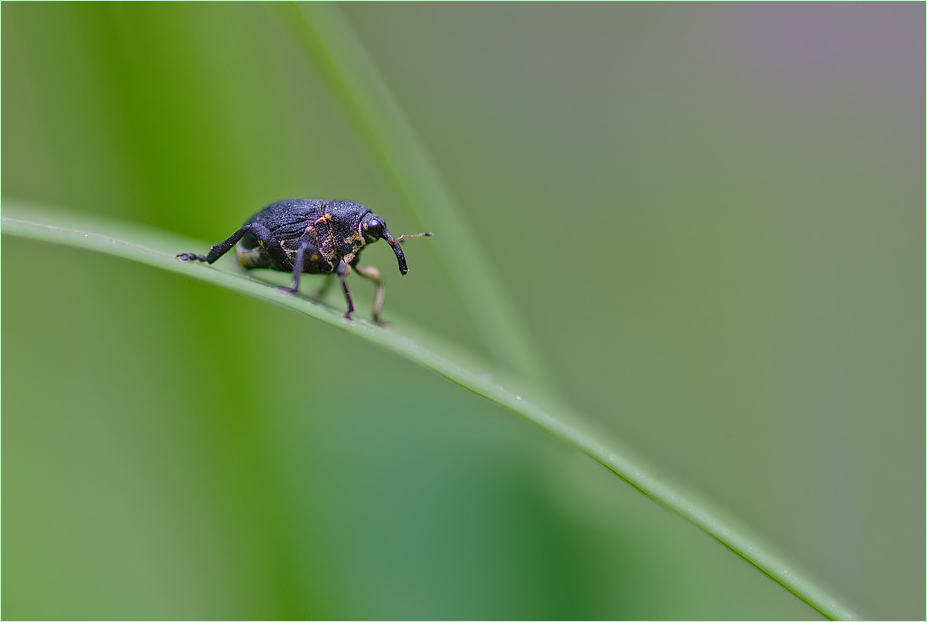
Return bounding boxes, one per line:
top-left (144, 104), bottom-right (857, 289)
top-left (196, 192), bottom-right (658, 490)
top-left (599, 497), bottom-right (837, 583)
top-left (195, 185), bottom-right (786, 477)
top-left (177, 198), bottom-right (431, 321)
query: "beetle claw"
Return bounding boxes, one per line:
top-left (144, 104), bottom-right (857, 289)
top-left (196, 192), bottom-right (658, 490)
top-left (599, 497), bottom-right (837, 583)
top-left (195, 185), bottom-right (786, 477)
top-left (176, 252), bottom-right (207, 262)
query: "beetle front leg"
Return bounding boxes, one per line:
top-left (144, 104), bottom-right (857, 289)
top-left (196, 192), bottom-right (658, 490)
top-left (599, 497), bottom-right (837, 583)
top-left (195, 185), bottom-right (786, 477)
top-left (353, 265), bottom-right (386, 323)
top-left (335, 259), bottom-right (355, 320)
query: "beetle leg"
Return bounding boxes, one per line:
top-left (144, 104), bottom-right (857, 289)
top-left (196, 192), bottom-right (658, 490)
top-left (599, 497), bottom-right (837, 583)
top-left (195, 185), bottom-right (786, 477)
top-left (177, 222), bottom-right (291, 270)
top-left (335, 259), bottom-right (355, 320)
top-left (177, 225), bottom-right (249, 263)
top-left (247, 222), bottom-right (292, 270)
top-left (353, 264), bottom-right (385, 323)
top-left (286, 240), bottom-right (310, 293)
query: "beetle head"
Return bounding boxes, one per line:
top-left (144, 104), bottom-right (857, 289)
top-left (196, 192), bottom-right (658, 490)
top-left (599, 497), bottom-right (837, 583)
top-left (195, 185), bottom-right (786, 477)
top-left (360, 213), bottom-right (408, 275)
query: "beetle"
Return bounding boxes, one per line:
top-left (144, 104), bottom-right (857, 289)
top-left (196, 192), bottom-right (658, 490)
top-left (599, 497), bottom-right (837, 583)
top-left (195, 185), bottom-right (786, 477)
top-left (177, 198), bottom-right (431, 321)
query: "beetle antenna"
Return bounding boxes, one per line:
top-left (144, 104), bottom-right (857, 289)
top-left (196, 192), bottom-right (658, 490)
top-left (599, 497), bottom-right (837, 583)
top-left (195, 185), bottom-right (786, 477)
top-left (396, 231), bottom-right (433, 244)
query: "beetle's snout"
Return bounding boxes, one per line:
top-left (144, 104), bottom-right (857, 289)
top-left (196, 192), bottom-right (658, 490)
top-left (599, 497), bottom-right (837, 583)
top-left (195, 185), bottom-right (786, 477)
top-left (386, 236), bottom-right (409, 275)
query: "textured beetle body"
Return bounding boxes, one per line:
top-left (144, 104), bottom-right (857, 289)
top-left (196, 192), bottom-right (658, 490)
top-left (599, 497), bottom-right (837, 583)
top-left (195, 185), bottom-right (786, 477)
top-left (236, 199), bottom-right (369, 274)
top-left (177, 198), bottom-right (431, 321)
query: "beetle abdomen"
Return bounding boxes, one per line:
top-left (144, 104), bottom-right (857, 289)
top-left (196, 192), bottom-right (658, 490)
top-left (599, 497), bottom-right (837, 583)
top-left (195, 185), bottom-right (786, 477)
top-left (235, 239), bottom-right (274, 269)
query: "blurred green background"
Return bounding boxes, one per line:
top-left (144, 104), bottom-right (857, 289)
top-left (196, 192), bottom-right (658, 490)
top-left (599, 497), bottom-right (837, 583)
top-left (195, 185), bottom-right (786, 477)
top-left (2, 3), bottom-right (923, 619)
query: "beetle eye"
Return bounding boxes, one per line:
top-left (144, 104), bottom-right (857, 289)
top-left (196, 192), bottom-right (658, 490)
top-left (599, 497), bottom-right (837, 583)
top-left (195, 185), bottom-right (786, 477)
top-left (364, 218), bottom-right (384, 238)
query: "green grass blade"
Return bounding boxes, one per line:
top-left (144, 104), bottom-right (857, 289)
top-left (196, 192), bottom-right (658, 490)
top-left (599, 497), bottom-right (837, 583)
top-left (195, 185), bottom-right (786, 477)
top-left (272, 2), bottom-right (546, 385)
top-left (1, 200), bottom-right (858, 621)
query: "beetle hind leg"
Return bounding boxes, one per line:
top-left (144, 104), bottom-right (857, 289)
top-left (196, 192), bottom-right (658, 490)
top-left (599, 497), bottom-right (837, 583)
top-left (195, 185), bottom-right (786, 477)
top-left (176, 225), bottom-right (249, 264)
top-left (177, 222), bottom-right (292, 270)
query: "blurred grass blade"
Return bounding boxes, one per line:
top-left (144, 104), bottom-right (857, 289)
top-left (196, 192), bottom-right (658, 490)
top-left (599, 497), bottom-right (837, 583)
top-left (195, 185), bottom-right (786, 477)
top-left (1, 200), bottom-right (857, 621)
top-left (273, 2), bottom-right (545, 385)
